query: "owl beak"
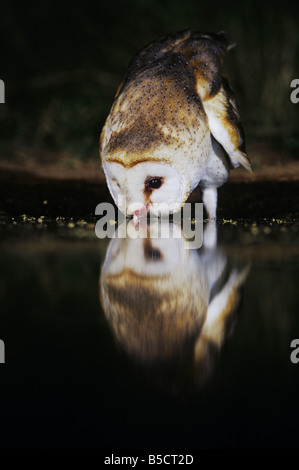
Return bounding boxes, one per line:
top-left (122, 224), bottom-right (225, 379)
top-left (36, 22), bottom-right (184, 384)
top-left (133, 202), bottom-right (150, 223)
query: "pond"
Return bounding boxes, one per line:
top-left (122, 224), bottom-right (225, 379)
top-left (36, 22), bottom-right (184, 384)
top-left (0, 216), bottom-right (299, 449)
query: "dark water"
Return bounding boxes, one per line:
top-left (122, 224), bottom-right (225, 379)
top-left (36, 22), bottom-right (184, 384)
top-left (0, 218), bottom-right (299, 449)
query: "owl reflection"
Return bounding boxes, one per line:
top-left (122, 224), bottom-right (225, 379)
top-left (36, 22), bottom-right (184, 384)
top-left (100, 30), bottom-right (252, 219)
top-left (99, 221), bottom-right (249, 391)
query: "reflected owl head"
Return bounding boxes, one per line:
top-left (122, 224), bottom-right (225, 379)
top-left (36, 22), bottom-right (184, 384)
top-left (99, 259), bottom-right (222, 395)
top-left (99, 222), bottom-right (250, 394)
top-left (100, 239), bottom-right (209, 362)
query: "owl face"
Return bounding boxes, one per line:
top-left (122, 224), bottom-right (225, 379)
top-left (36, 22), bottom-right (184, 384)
top-left (103, 160), bottom-right (190, 216)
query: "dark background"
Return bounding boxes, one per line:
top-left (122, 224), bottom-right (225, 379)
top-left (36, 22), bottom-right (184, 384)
top-left (0, 0), bottom-right (299, 163)
top-left (1, 2), bottom-right (299, 449)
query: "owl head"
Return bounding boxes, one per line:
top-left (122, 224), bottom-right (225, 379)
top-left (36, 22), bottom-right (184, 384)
top-left (99, 35), bottom-right (210, 217)
top-left (100, 103), bottom-right (209, 217)
top-left (101, 158), bottom-right (189, 217)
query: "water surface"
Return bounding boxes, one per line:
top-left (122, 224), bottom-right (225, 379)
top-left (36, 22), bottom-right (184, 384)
top-left (0, 218), bottom-right (299, 448)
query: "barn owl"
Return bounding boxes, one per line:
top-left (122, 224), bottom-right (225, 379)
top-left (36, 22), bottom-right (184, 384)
top-left (100, 30), bottom-right (252, 219)
top-left (99, 221), bottom-right (250, 390)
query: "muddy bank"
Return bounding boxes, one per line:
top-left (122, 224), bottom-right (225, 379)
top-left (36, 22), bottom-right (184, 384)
top-left (0, 167), bottom-right (299, 220)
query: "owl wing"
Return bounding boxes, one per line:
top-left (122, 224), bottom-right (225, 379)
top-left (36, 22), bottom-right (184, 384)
top-left (195, 264), bottom-right (250, 350)
top-left (202, 77), bottom-right (252, 172)
top-left (107, 30), bottom-right (252, 172)
top-left (174, 31), bottom-right (252, 172)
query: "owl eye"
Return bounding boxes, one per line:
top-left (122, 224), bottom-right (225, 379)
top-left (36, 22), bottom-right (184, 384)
top-left (144, 246), bottom-right (162, 261)
top-left (145, 177), bottom-right (164, 190)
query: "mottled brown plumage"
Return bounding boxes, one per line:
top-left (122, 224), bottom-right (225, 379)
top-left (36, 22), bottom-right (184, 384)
top-left (100, 30), bottom-right (252, 218)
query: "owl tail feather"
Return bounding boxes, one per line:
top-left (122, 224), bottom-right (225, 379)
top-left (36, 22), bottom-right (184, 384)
top-left (234, 150), bottom-right (253, 173)
top-left (229, 150), bottom-right (253, 173)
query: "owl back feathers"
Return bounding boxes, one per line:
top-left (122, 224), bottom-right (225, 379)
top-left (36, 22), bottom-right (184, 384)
top-left (100, 30), bottom-right (252, 177)
top-left (115, 30), bottom-right (228, 100)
